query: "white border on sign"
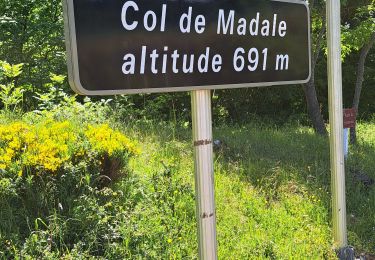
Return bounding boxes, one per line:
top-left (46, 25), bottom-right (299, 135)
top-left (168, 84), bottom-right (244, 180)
top-left (63, 0), bottom-right (312, 95)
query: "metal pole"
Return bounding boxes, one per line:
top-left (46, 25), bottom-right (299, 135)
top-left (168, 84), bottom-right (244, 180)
top-left (327, 0), bottom-right (348, 248)
top-left (191, 90), bottom-right (218, 260)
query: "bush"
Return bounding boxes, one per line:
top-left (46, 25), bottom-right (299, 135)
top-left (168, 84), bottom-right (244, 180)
top-left (0, 120), bottom-right (138, 175)
top-left (0, 115), bottom-right (139, 258)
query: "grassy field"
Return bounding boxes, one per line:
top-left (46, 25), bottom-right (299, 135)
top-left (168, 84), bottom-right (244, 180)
top-left (1, 112), bottom-right (374, 258)
top-left (124, 120), bottom-right (375, 259)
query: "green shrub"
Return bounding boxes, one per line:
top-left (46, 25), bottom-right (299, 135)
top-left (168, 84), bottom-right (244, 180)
top-left (0, 114), bottom-right (138, 258)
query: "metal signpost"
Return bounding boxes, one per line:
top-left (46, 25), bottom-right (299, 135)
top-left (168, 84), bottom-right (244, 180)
top-left (191, 90), bottom-right (217, 259)
top-left (63, 1), bottom-right (311, 259)
top-left (327, 0), bottom-right (348, 249)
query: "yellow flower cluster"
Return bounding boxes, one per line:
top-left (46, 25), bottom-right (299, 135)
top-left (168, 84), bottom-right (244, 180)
top-left (0, 121), bottom-right (75, 172)
top-left (0, 122), bottom-right (26, 169)
top-left (24, 121), bottom-right (75, 171)
top-left (0, 121), bottom-right (138, 174)
top-left (85, 124), bottom-right (139, 156)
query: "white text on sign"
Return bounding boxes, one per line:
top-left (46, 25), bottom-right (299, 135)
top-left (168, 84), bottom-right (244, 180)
top-left (121, 1), bottom-right (290, 76)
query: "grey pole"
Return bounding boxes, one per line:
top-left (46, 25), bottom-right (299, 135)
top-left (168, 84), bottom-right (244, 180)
top-left (327, 0), bottom-right (348, 247)
top-left (191, 90), bottom-right (218, 260)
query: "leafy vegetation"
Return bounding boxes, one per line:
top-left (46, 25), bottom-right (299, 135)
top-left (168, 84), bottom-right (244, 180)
top-left (0, 108), bottom-right (374, 258)
top-left (0, 104), bottom-right (139, 258)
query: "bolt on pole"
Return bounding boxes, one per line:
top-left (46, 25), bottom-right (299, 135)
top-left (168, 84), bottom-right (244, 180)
top-left (326, 0), bottom-right (348, 248)
top-left (191, 90), bottom-right (218, 260)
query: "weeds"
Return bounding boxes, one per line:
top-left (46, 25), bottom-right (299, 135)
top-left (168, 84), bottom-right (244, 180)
top-left (0, 115), bottom-right (374, 258)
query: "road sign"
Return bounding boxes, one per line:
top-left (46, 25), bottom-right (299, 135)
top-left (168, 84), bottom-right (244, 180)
top-left (63, 1), bottom-right (312, 259)
top-left (63, 0), bottom-right (311, 95)
top-left (343, 108), bottom-right (356, 129)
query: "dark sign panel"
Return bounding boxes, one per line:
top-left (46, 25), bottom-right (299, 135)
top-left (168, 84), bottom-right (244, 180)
top-left (63, 0), bottom-right (311, 95)
top-left (343, 108), bottom-right (356, 129)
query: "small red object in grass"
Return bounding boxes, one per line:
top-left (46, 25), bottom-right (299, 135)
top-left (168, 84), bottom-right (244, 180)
top-left (343, 108), bottom-right (356, 129)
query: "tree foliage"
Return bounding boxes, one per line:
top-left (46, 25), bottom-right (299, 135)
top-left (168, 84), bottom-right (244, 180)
top-left (0, 0), bottom-right (66, 97)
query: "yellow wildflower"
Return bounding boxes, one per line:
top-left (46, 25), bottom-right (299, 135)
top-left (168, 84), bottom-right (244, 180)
top-left (85, 124), bottom-right (140, 156)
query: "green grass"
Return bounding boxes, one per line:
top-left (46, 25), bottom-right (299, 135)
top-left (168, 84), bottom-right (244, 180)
top-left (346, 122), bottom-right (375, 252)
top-left (123, 120), bottom-right (375, 258)
top-left (1, 117), bottom-right (374, 258)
